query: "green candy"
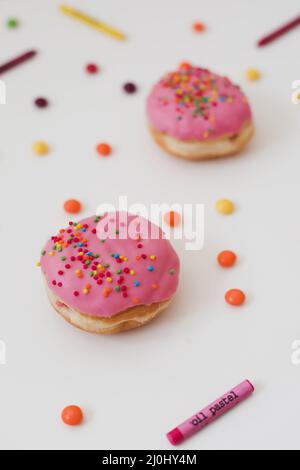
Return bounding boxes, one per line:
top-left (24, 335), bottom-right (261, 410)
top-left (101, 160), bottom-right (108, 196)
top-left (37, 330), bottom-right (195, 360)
top-left (7, 18), bottom-right (19, 29)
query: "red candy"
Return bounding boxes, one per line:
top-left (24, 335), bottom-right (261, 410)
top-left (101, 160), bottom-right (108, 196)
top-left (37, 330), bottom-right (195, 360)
top-left (61, 405), bottom-right (83, 426)
top-left (123, 82), bottom-right (137, 94)
top-left (64, 199), bottom-right (82, 215)
top-left (225, 289), bottom-right (246, 306)
top-left (218, 251), bottom-right (237, 268)
top-left (34, 97), bottom-right (49, 108)
top-left (96, 143), bottom-right (112, 156)
top-left (164, 211), bottom-right (181, 228)
top-left (192, 22), bottom-right (206, 33)
top-left (86, 63), bottom-right (99, 74)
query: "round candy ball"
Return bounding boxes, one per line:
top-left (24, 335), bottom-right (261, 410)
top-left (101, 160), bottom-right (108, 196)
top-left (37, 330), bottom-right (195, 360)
top-left (64, 199), bottom-right (82, 214)
top-left (192, 22), bottom-right (206, 33)
top-left (32, 141), bottom-right (49, 156)
top-left (218, 251), bottom-right (237, 268)
top-left (123, 82), bottom-right (137, 94)
top-left (7, 18), bottom-right (19, 29)
top-left (245, 68), bottom-right (261, 81)
top-left (225, 289), bottom-right (246, 306)
top-left (61, 405), bottom-right (83, 426)
top-left (216, 199), bottom-right (235, 215)
top-left (86, 63), bottom-right (99, 75)
top-left (164, 211), bottom-right (181, 228)
top-left (96, 143), bottom-right (112, 156)
top-left (34, 97), bottom-right (49, 108)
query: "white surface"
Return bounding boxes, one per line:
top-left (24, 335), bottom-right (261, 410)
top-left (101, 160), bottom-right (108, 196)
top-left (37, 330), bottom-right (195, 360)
top-left (0, 0), bottom-right (300, 450)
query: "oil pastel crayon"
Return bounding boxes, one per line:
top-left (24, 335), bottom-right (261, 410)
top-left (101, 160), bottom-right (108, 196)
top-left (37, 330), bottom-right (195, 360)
top-left (167, 380), bottom-right (254, 445)
top-left (0, 50), bottom-right (37, 75)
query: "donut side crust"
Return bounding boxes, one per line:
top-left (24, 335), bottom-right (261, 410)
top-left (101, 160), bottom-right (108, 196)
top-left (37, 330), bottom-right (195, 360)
top-left (45, 284), bottom-right (172, 334)
top-left (150, 121), bottom-right (254, 160)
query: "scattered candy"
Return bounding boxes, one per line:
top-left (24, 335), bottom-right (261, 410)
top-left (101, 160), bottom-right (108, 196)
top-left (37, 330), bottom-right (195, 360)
top-left (63, 199), bottom-right (82, 214)
top-left (192, 22), bottom-right (206, 33)
top-left (86, 63), bottom-right (99, 74)
top-left (123, 82), bottom-right (137, 94)
top-left (225, 289), bottom-right (246, 306)
top-left (61, 405), bottom-right (83, 426)
top-left (96, 142), bottom-right (112, 156)
top-left (164, 211), bottom-right (181, 228)
top-left (34, 97), bottom-right (49, 108)
top-left (217, 251), bottom-right (237, 268)
top-left (0, 50), bottom-right (37, 75)
top-left (32, 141), bottom-right (49, 156)
top-left (216, 199), bottom-right (235, 215)
top-left (6, 18), bottom-right (19, 29)
top-left (245, 68), bottom-right (261, 81)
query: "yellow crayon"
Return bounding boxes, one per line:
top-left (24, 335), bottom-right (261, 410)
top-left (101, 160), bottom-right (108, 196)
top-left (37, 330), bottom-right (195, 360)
top-left (60, 4), bottom-right (126, 41)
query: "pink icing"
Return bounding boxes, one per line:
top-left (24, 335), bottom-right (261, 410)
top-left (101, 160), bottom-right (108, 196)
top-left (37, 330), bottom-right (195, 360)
top-left (40, 212), bottom-right (180, 318)
top-left (147, 65), bottom-right (252, 141)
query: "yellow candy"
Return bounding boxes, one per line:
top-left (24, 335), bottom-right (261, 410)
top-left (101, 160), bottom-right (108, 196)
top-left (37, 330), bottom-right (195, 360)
top-left (216, 199), bottom-right (235, 215)
top-left (245, 68), bottom-right (261, 81)
top-left (32, 141), bottom-right (49, 155)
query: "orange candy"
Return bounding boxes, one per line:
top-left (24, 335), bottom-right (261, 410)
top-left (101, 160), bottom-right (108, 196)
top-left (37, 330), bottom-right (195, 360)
top-left (61, 405), bottom-right (83, 426)
top-left (225, 289), bottom-right (246, 306)
top-left (63, 199), bottom-right (82, 214)
top-left (164, 211), bottom-right (181, 228)
top-left (218, 251), bottom-right (237, 268)
top-left (192, 22), bottom-right (206, 33)
top-left (96, 142), bottom-right (112, 156)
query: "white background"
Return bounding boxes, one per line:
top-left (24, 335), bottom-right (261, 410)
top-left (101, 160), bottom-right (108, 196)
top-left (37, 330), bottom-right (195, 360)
top-left (0, 0), bottom-right (300, 450)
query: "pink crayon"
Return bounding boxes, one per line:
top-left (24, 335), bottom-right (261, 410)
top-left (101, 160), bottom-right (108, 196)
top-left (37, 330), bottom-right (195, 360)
top-left (167, 380), bottom-right (254, 445)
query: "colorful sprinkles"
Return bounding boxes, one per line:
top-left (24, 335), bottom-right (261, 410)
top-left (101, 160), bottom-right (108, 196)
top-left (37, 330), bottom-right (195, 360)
top-left (40, 215), bottom-right (178, 310)
top-left (154, 65), bottom-right (249, 140)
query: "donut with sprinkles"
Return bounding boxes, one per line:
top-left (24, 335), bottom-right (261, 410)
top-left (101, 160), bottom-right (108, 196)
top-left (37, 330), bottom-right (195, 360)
top-left (40, 212), bottom-right (180, 334)
top-left (147, 64), bottom-right (254, 160)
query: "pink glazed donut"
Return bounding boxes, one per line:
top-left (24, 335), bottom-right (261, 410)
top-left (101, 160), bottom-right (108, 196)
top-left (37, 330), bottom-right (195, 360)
top-left (40, 212), bottom-right (180, 334)
top-left (147, 64), bottom-right (254, 160)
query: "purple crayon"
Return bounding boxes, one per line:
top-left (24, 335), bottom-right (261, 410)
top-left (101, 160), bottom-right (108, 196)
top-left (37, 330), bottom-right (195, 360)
top-left (167, 380), bottom-right (254, 445)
